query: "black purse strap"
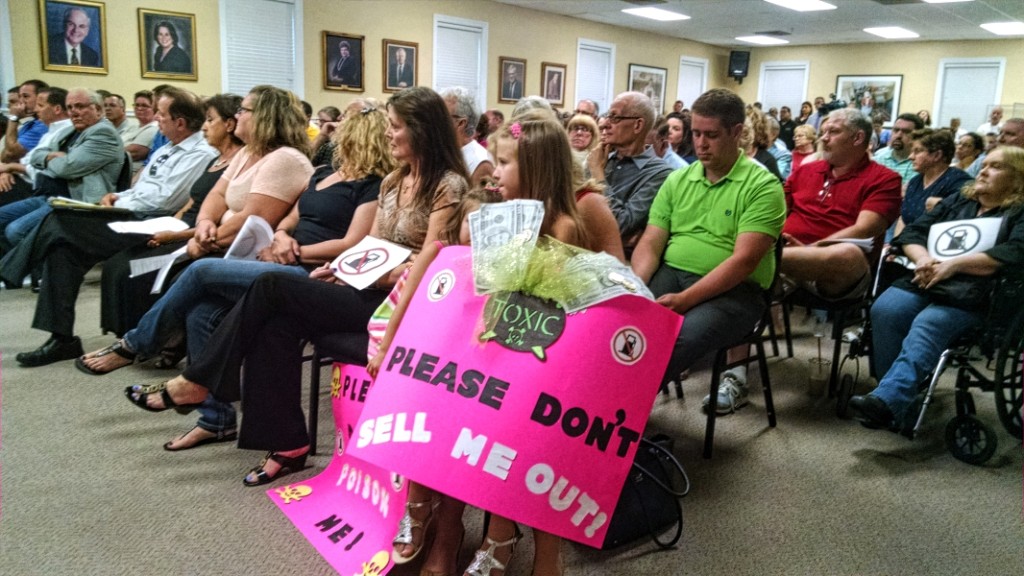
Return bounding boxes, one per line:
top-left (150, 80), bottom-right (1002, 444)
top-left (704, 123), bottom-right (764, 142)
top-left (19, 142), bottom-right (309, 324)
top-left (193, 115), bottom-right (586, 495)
top-left (628, 435), bottom-right (691, 548)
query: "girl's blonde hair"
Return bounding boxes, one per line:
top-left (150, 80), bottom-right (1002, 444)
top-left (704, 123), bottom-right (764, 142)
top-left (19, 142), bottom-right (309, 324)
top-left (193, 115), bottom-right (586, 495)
top-left (490, 111), bottom-right (589, 247)
top-left (334, 104), bottom-right (398, 180)
top-left (245, 85), bottom-right (311, 158)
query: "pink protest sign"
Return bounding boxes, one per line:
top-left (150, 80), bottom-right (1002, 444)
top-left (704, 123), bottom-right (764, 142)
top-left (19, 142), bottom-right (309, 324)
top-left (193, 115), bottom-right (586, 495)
top-left (268, 364), bottom-right (408, 575)
top-left (350, 246), bottom-right (682, 548)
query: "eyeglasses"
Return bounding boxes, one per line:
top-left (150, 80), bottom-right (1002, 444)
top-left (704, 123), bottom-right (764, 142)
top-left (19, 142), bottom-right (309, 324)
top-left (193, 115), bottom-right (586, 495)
top-left (236, 106), bottom-right (254, 116)
top-left (569, 125), bottom-right (592, 134)
top-left (148, 148), bottom-right (178, 177)
top-left (604, 114), bottom-right (640, 125)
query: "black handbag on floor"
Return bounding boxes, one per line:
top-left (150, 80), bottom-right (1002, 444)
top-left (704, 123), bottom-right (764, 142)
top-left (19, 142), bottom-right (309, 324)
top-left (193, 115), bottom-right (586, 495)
top-left (602, 433), bottom-right (690, 550)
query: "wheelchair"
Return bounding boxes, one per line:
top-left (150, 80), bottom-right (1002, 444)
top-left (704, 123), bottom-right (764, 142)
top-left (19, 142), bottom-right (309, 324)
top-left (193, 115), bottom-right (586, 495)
top-left (833, 251), bottom-right (1024, 465)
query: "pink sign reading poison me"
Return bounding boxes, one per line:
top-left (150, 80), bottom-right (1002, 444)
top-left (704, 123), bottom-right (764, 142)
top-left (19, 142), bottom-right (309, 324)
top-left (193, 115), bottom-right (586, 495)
top-left (268, 364), bottom-right (409, 575)
top-left (349, 245), bottom-right (682, 548)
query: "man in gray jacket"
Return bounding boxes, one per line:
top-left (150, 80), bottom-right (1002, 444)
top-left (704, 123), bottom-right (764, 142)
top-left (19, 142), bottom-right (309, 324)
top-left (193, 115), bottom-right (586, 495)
top-left (0, 88), bottom-right (123, 251)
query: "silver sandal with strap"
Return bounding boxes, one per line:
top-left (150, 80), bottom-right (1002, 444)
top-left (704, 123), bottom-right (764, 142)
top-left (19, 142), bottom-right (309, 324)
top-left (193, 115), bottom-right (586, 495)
top-left (391, 498), bottom-right (440, 565)
top-left (464, 528), bottom-right (522, 576)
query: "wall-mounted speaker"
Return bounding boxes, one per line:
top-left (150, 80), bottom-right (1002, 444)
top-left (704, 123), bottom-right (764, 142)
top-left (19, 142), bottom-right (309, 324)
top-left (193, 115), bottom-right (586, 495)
top-left (728, 51), bottom-right (750, 78)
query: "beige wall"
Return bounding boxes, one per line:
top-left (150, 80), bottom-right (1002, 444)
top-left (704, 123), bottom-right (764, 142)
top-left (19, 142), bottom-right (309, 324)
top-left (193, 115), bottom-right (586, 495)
top-left (735, 39), bottom-right (1024, 123)
top-left (10, 0), bottom-right (222, 97)
top-left (302, 0), bottom-right (725, 115)
top-left (8, 0), bottom-right (1022, 122)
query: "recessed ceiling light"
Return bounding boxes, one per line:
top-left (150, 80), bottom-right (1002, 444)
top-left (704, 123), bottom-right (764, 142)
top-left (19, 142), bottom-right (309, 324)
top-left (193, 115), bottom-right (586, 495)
top-left (763, 0), bottom-right (836, 11)
top-left (736, 35), bottom-right (790, 45)
top-left (864, 26), bottom-right (920, 39)
top-left (981, 21), bottom-right (1024, 35)
top-left (622, 7), bottom-right (690, 22)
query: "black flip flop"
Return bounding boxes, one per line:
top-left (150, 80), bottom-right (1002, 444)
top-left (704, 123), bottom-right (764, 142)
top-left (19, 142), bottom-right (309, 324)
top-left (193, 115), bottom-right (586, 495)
top-left (163, 426), bottom-right (237, 451)
top-left (124, 382), bottom-right (201, 415)
top-left (75, 340), bottom-right (136, 375)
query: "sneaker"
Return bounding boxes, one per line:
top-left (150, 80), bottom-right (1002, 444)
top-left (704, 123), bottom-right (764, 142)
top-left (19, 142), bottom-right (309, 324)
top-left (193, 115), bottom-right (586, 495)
top-left (702, 374), bottom-right (749, 415)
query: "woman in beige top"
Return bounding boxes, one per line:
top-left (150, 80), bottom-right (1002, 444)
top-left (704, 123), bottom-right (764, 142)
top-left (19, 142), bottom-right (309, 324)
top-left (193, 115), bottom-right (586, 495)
top-left (187, 85), bottom-right (314, 259)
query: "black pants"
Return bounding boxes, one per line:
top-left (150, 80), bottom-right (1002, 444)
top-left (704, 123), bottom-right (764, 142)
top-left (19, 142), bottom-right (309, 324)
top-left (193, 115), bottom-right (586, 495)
top-left (182, 272), bottom-right (387, 451)
top-left (1, 208), bottom-right (147, 337)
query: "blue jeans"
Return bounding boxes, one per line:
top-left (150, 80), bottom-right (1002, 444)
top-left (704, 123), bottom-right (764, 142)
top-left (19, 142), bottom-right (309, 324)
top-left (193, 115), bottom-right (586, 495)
top-left (0, 197), bottom-right (51, 251)
top-left (869, 287), bottom-right (982, 421)
top-left (122, 258), bottom-right (308, 432)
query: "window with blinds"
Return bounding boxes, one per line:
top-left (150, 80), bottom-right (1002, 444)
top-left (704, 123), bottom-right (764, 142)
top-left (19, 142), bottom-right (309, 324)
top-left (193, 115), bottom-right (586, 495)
top-left (934, 58), bottom-right (1005, 129)
top-left (433, 15), bottom-right (488, 113)
top-left (576, 38), bottom-right (615, 114)
top-left (220, 0), bottom-right (302, 95)
top-left (758, 61), bottom-right (809, 113)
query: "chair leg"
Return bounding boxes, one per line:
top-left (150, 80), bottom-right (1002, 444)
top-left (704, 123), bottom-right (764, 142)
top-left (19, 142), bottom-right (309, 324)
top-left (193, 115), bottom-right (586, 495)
top-left (756, 339), bottom-right (777, 427)
top-left (828, 310), bottom-right (846, 397)
top-left (703, 348), bottom-right (728, 459)
top-left (781, 301), bottom-right (794, 358)
top-left (308, 352), bottom-right (322, 456)
top-left (766, 317), bottom-right (780, 358)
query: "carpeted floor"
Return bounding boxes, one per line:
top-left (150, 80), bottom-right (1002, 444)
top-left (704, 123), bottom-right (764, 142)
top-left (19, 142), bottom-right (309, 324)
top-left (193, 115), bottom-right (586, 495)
top-left (1, 276), bottom-right (1021, 575)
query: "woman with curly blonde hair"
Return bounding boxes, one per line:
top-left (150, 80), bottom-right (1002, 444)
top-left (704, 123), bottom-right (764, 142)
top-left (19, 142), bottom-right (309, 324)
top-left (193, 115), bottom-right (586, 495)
top-left (90, 103), bottom-right (395, 451)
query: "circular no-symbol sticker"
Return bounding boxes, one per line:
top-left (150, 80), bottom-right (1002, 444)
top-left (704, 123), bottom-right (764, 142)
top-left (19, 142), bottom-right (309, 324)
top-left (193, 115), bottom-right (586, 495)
top-left (935, 223), bottom-right (981, 258)
top-left (427, 269), bottom-right (456, 301)
top-left (611, 326), bottom-right (646, 365)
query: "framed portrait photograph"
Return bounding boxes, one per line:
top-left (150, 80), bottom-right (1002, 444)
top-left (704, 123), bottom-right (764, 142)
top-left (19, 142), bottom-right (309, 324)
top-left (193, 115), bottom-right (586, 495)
top-left (541, 62), bottom-right (567, 107)
top-left (138, 9), bottom-right (197, 80)
top-left (39, 0), bottom-right (107, 74)
top-left (628, 64), bottom-right (668, 114)
top-left (323, 31), bottom-right (364, 92)
top-left (835, 75), bottom-right (903, 127)
top-left (383, 39), bottom-right (418, 93)
top-left (498, 56), bottom-right (526, 104)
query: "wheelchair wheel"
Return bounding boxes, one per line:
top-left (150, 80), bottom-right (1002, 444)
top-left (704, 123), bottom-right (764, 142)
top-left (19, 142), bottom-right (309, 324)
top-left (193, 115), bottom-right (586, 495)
top-left (992, 315), bottom-right (1024, 439)
top-left (945, 415), bottom-right (997, 465)
top-left (836, 374), bottom-right (854, 419)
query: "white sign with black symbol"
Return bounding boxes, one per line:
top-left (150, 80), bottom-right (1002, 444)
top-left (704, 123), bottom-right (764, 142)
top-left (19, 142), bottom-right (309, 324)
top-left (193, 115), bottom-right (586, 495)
top-left (427, 269), bottom-right (456, 302)
top-left (330, 236), bottom-right (412, 290)
top-left (611, 326), bottom-right (646, 366)
top-left (927, 217), bottom-right (1002, 261)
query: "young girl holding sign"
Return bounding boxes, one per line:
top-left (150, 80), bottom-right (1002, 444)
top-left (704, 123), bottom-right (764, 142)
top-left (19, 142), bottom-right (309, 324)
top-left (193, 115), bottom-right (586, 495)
top-left (371, 113), bottom-right (586, 576)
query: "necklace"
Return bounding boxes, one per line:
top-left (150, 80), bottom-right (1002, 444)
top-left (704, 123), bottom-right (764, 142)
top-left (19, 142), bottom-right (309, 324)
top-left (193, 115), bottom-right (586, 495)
top-left (211, 147), bottom-right (241, 170)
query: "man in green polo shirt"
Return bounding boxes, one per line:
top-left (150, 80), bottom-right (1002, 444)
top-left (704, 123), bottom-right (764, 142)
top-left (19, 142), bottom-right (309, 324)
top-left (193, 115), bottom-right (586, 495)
top-left (632, 88), bottom-right (785, 412)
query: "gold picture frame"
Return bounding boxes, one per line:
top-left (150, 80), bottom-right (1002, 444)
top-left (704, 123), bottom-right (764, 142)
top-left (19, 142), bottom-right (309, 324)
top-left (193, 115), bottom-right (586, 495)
top-left (498, 56), bottom-right (526, 104)
top-left (39, 0), bottom-right (108, 75)
top-left (382, 39), bottom-right (418, 93)
top-left (323, 31), bottom-right (364, 92)
top-left (138, 9), bottom-right (198, 80)
top-left (541, 62), bottom-right (566, 107)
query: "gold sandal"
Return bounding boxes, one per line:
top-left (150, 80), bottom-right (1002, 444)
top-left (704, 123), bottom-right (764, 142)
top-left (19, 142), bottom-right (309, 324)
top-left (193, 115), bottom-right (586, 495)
top-left (464, 527), bottom-right (522, 576)
top-left (392, 498), bottom-right (440, 565)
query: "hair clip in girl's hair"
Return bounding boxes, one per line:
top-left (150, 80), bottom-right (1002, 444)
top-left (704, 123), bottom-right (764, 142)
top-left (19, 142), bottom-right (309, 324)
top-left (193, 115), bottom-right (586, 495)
top-left (509, 122), bottom-right (522, 140)
top-left (360, 106), bottom-right (377, 115)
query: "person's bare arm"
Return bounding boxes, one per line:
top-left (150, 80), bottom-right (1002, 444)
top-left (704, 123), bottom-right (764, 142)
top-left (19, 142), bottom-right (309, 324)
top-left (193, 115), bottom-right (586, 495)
top-left (630, 225), bottom-right (669, 284)
top-left (656, 232), bottom-right (774, 314)
top-left (818, 210), bottom-right (889, 243)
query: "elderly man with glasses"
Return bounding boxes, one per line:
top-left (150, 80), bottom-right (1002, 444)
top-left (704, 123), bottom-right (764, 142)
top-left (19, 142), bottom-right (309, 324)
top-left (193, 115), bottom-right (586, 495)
top-left (586, 91), bottom-right (673, 254)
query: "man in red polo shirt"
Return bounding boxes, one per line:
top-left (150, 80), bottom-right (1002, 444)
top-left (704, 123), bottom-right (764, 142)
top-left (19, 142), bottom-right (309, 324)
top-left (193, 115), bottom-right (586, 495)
top-left (709, 108), bottom-right (901, 415)
top-left (780, 108), bottom-right (901, 298)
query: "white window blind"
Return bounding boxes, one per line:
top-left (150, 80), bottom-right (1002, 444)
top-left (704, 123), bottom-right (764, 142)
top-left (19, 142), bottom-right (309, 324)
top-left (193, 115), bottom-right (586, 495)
top-left (221, 0), bottom-right (301, 95)
top-left (433, 15), bottom-right (488, 112)
top-left (576, 38), bottom-right (615, 114)
top-left (677, 57), bottom-right (708, 110)
top-left (934, 58), bottom-right (1005, 129)
top-left (758, 62), bottom-right (809, 113)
